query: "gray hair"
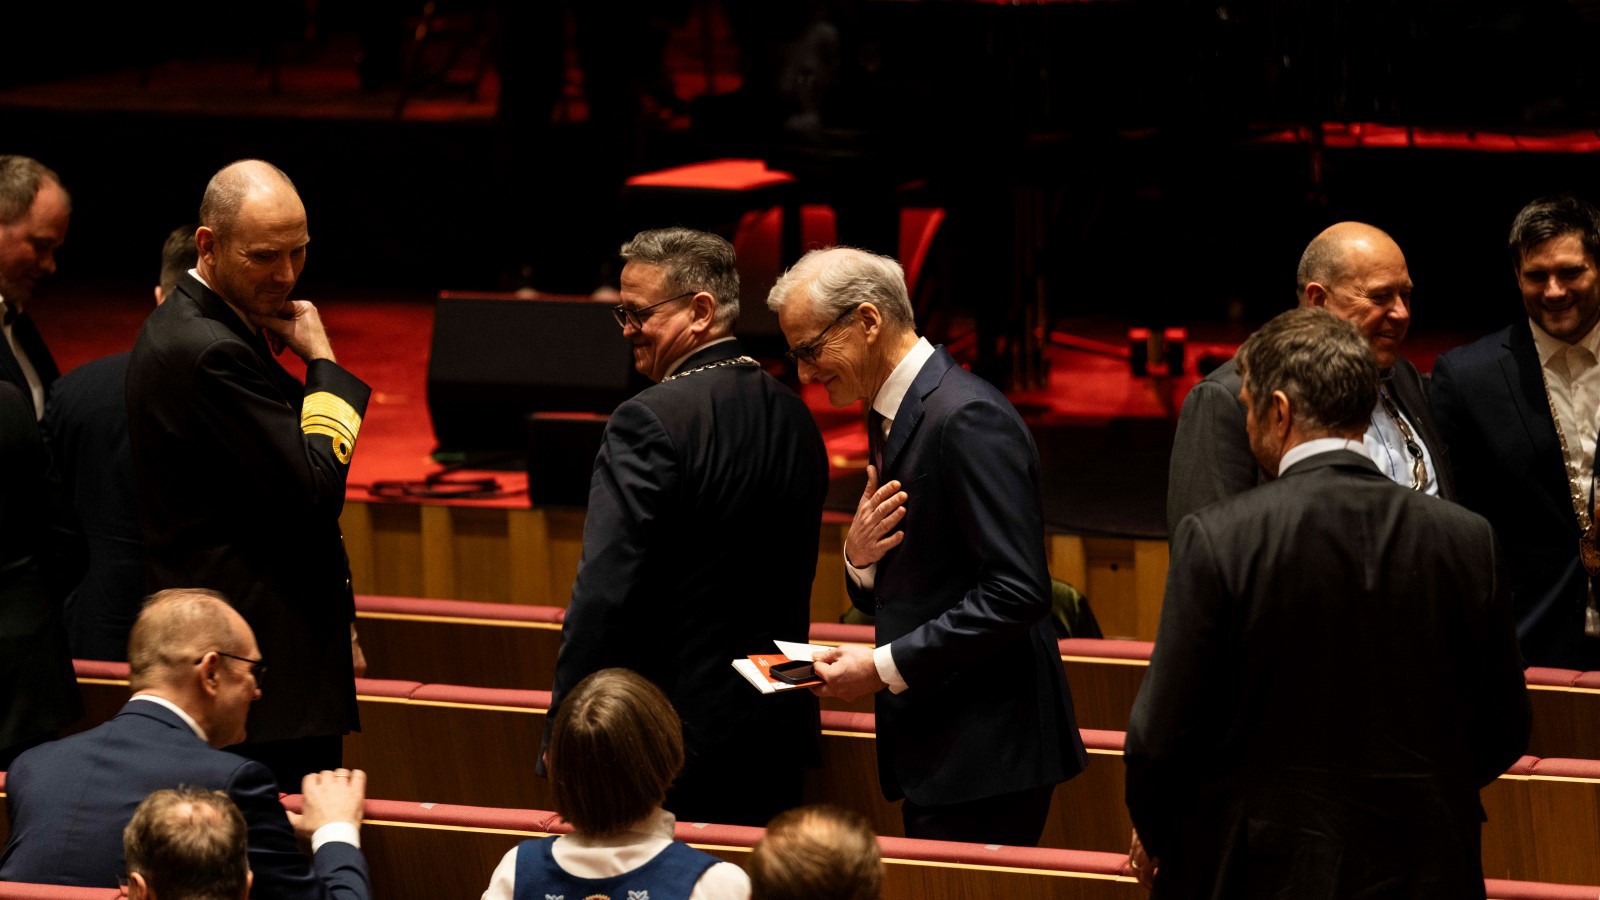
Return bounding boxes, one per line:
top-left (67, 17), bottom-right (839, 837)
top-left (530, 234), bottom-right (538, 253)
top-left (0, 156), bottom-right (68, 225)
top-left (619, 227), bottom-right (740, 330)
top-left (766, 246), bottom-right (915, 329)
top-left (1236, 307), bottom-right (1377, 436)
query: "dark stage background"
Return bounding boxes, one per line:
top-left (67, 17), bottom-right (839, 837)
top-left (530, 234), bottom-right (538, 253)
top-left (8, 0), bottom-right (1600, 335)
top-left (9, 0), bottom-right (1600, 542)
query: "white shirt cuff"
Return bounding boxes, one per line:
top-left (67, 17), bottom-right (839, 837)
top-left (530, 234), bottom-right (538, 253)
top-left (845, 548), bottom-right (876, 591)
top-left (311, 821), bottom-right (361, 852)
top-left (873, 643), bottom-right (908, 694)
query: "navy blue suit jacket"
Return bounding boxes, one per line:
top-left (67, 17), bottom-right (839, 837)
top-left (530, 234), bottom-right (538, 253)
top-left (0, 700), bottom-right (368, 899)
top-left (42, 351), bottom-right (146, 661)
top-left (1430, 320), bottom-right (1600, 669)
top-left (848, 347), bottom-right (1086, 806)
top-left (546, 340), bottom-right (828, 787)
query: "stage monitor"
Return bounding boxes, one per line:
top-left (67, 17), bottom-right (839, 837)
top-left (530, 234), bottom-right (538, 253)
top-left (426, 293), bottom-right (644, 455)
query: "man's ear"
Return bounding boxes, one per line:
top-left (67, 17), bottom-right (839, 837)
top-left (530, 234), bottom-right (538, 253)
top-left (197, 652), bottom-right (222, 698)
top-left (688, 291), bottom-right (717, 333)
top-left (195, 226), bottom-right (218, 265)
top-left (857, 302), bottom-right (883, 344)
top-left (127, 870), bottom-right (148, 899)
top-left (1271, 390), bottom-right (1293, 436)
top-left (1303, 283), bottom-right (1330, 309)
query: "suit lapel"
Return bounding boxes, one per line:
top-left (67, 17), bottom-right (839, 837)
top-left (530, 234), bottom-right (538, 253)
top-left (182, 275), bottom-right (302, 404)
top-left (883, 347), bottom-right (955, 474)
top-left (0, 329), bottom-right (26, 398)
top-left (1501, 321), bottom-right (1575, 521)
top-left (11, 314), bottom-right (58, 385)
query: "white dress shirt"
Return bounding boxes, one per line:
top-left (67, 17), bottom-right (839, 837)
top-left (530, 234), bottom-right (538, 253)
top-left (1278, 437), bottom-right (1371, 476)
top-left (1531, 315), bottom-right (1600, 509)
top-left (1364, 385), bottom-right (1440, 495)
top-left (0, 296), bottom-right (46, 419)
top-left (479, 808), bottom-right (750, 900)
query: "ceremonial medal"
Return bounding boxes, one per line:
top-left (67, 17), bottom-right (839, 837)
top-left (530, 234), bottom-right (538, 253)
top-left (1582, 527), bottom-right (1600, 577)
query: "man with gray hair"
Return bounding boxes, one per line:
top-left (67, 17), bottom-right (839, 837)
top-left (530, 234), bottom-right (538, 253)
top-left (1166, 222), bottom-right (1452, 533)
top-left (769, 245), bottom-right (1085, 846)
top-left (546, 226), bottom-right (829, 826)
top-left (126, 160), bottom-right (370, 790)
top-left (123, 787), bottom-right (252, 900)
top-left (1126, 308), bottom-right (1528, 897)
top-left (0, 155), bottom-right (70, 419)
top-left (0, 589), bottom-right (370, 899)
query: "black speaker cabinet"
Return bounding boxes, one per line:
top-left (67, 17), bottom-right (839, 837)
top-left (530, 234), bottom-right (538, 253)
top-left (526, 412), bottom-right (609, 507)
top-left (426, 294), bottom-right (643, 454)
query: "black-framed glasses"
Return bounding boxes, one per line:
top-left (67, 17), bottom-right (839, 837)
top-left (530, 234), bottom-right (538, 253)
top-left (611, 290), bottom-right (697, 329)
top-left (203, 651), bottom-right (268, 682)
top-left (785, 304), bottom-right (860, 365)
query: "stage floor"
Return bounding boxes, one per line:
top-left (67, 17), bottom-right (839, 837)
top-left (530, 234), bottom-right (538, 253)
top-left (32, 284), bottom-right (1484, 540)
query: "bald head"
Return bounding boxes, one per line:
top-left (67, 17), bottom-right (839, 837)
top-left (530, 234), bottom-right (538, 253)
top-left (1296, 223), bottom-right (1402, 297)
top-left (128, 589), bottom-right (246, 692)
top-left (1294, 222), bottom-right (1413, 370)
top-left (199, 160), bottom-right (301, 242)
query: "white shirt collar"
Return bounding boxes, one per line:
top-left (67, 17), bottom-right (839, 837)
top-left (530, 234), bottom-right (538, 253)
top-left (130, 694), bottom-right (209, 743)
top-left (871, 337), bottom-right (935, 421)
top-left (1278, 437), bottom-right (1369, 476)
top-left (1532, 314), bottom-right (1600, 369)
top-left (187, 267), bottom-right (253, 332)
top-left (662, 335), bottom-right (737, 380)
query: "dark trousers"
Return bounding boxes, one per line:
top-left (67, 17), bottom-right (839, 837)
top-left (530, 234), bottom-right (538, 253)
top-left (665, 749), bottom-right (804, 828)
top-left (902, 783), bottom-right (1056, 846)
top-left (231, 734), bottom-right (343, 794)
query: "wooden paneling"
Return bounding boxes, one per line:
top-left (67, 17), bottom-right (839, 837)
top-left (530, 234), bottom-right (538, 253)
top-left (346, 501), bottom-right (1171, 631)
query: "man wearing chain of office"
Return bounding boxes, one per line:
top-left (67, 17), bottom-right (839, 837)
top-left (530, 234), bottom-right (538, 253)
top-left (544, 227), bottom-right (830, 826)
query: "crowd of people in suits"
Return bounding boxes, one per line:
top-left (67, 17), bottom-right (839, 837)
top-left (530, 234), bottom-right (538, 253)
top-left (0, 144), bottom-right (1590, 898)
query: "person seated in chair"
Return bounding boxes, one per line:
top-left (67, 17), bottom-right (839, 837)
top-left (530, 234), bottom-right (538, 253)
top-left (481, 668), bottom-right (750, 900)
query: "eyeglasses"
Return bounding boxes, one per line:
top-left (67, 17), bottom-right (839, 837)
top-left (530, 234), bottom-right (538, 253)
top-left (611, 290), bottom-right (697, 329)
top-left (204, 651), bottom-right (268, 683)
top-left (785, 305), bottom-right (859, 365)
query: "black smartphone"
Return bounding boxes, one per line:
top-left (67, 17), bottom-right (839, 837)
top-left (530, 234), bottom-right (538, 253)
top-left (769, 660), bottom-right (817, 684)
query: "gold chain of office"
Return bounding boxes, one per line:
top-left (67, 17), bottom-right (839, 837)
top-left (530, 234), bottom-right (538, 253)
top-left (1536, 364), bottom-right (1600, 576)
top-left (661, 355), bottom-right (759, 382)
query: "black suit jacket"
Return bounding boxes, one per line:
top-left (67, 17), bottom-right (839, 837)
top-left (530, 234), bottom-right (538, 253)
top-left (42, 351), bottom-right (146, 661)
top-left (547, 340), bottom-right (829, 777)
top-left (1128, 451), bottom-right (1530, 899)
top-left (0, 381), bottom-right (80, 760)
top-left (126, 275), bottom-right (370, 741)
top-left (847, 346), bottom-right (1086, 806)
top-left (1166, 354), bottom-right (1454, 533)
top-left (0, 700), bottom-right (368, 898)
top-left (1430, 320), bottom-right (1600, 669)
top-left (0, 311), bottom-right (59, 418)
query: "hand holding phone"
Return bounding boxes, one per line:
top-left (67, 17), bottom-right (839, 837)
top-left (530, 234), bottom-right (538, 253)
top-left (769, 659), bottom-right (818, 685)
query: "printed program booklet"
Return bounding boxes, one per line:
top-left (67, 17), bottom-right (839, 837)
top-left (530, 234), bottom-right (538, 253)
top-left (732, 640), bottom-right (830, 693)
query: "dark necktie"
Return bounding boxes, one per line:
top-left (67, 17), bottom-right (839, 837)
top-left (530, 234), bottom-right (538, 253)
top-left (867, 409), bottom-right (886, 475)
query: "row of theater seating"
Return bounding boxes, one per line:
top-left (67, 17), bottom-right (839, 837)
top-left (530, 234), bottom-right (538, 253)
top-left (3, 774), bottom-right (1597, 900)
top-left (351, 594), bottom-right (1600, 759)
top-left (56, 661), bottom-right (1600, 886)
